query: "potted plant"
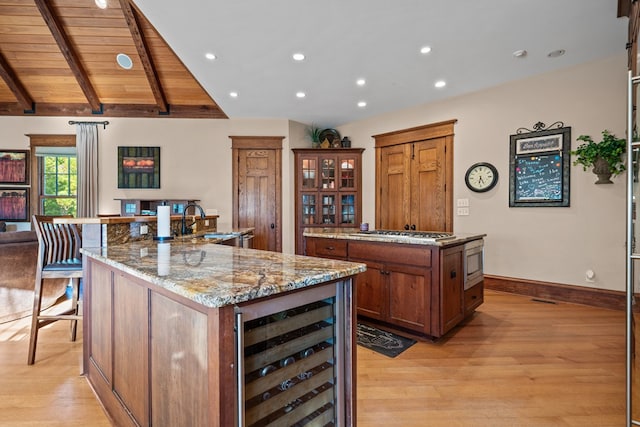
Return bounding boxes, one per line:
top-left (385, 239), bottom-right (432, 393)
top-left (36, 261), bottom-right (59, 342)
top-left (571, 130), bottom-right (626, 184)
top-left (307, 124), bottom-right (321, 148)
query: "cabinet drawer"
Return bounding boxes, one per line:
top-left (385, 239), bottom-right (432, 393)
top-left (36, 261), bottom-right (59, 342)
top-left (349, 241), bottom-right (432, 267)
top-left (307, 238), bottom-right (348, 259)
top-left (464, 281), bottom-right (484, 313)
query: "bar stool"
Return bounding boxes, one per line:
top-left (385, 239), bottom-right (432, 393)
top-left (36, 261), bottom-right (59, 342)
top-left (28, 215), bottom-right (83, 365)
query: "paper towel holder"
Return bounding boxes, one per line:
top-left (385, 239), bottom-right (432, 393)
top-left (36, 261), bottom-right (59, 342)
top-left (154, 201), bottom-right (174, 241)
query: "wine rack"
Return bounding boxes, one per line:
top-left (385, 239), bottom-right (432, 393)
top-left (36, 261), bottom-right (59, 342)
top-left (236, 283), bottom-right (352, 426)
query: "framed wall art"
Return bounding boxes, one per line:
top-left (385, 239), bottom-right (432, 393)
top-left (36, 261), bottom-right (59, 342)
top-left (118, 146), bottom-right (160, 189)
top-left (509, 126), bottom-right (571, 207)
top-left (0, 188), bottom-right (29, 221)
top-left (0, 150), bottom-right (29, 184)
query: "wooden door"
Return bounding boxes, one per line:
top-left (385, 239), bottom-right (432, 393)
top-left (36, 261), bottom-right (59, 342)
top-left (375, 120), bottom-right (455, 232)
top-left (378, 144), bottom-right (410, 230)
top-left (411, 138), bottom-right (447, 231)
top-left (232, 136), bottom-right (283, 252)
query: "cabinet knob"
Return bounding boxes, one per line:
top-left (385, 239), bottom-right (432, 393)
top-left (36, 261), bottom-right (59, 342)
top-left (404, 224), bottom-right (410, 230)
top-left (450, 270), bottom-right (457, 279)
top-left (411, 224), bottom-right (416, 230)
top-left (270, 223), bottom-right (275, 229)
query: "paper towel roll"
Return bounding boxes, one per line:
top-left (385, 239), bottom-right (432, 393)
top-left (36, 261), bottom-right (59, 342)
top-left (157, 205), bottom-right (171, 238)
top-left (157, 242), bottom-right (171, 276)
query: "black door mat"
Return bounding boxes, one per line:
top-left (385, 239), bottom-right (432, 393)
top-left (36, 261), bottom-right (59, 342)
top-left (356, 323), bottom-right (416, 358)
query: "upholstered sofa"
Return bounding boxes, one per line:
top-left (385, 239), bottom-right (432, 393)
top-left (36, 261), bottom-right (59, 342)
top-left (0, 228), bottom-right (67, 323)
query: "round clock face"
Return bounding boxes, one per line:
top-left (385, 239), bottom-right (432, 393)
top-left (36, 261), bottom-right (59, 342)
top-left (465, 162), bottom-right (498, 193)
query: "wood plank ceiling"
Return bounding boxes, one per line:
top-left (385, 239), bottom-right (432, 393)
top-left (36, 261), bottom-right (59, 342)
top-left (0, 0), bottom-right (227, 118)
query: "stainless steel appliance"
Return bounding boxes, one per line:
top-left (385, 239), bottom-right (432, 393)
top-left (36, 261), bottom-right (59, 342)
top-left (464, 239), bottom-right (484, 290)
top-left (356, 229), bottom-right (456, 242)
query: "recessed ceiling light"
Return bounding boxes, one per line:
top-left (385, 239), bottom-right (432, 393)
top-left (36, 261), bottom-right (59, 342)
top-left (116, 53), bottom-right (133, 70)
top-left (547, 49), bottom-right (566, 58)
top-left (357, 101), bottom-right (367, 108)
top-left (292, 53), bottom-right (305, 61)
top-left (296, 92), bottom-right (306, 98)
top-left (95, 0), bottom-right (107, 9)
top-left (434, 80), bottom-right (446, 88)
top-left (420, 46), bottom-right (432, 54)
top-left (513, 49), bottom-right (527, 58)
top-left (229, 92), bottom-right (238, 98)
top-left (205, 53), bottom-right (216, 60)
top-left (356, 79), bottom-right (366, 86)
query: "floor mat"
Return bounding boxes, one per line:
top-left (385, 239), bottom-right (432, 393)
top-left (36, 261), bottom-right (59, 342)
top-left (356, 323), bottom-right (416, 358)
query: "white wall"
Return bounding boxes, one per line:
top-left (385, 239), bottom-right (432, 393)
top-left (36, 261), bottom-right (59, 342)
top-left (0, 116), bottom-right (298, 253)
top-left (337, 53), bottom-right (628, 292)
top-left (1, 53), bottom-right (628, 291)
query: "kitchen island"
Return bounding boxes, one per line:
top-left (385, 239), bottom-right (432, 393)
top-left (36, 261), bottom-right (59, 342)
top-left (81, 239), bottom-right (365, 427)
top-left (304, 228), bottom-right (485, 339)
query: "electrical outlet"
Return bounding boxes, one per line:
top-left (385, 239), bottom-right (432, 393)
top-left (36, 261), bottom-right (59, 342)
top-left (140, 225), bottom-right (148, 235)
top-left (205, 219), bottom-right (209, 226)
top-left (457, 207), bottom-right (470, 216)
top-left (457, 198), bottom-right (469, 207)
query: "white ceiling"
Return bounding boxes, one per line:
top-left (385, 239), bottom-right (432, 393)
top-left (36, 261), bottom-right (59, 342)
top-left (133, 0), bottom-right (628, 128)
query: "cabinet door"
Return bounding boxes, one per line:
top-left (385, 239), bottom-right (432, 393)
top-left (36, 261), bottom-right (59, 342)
top-left (378, 144), bottom-right (410, 230)
top-left (338, 154), bottom-right (358, 190)
top-left (411, 138), bottom-right (448, 231)
top-left (355, 261), bottom-right (386, 321)
top-left (301, 193), bottom-right (318, 226)
top-left (300, 156), bottom-right (318, 189)
top-left (320, 193), bottom-right (337, 225)
top-left (320, 157), bottom-right (337, 190)
top-left (387, 264), bottom-right (432, 335)
top-left (339, 193), bottom-right (357, 225)
top-left (440, 246), bottom-right (464, 335)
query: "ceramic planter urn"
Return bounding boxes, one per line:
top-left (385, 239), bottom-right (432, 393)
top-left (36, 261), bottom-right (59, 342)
top-left (593, 156), bottom-right (613, 184)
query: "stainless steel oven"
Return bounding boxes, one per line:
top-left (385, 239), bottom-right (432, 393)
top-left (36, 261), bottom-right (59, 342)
top-left (464, 239), bottom-right (484, 290)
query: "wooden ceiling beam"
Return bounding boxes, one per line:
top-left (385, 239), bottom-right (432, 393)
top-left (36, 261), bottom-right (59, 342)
top-left (0, 102), bottom-right (226, 119)
top-left (34, 0), bottom-right (102, 113)
top-left (0, 52), bottom-right (33, 111)
top-left (120, 0), bottom-right (169, 114)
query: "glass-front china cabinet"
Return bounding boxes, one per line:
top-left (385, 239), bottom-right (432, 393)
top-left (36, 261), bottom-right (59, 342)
top-left (293, 148), bottom-right (364, 254)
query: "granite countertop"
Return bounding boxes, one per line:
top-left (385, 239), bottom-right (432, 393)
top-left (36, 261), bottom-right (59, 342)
top-left (53, 215), bottom-right (219, 225)
top-left (303, 227), bottom-right (486, 246)
top-left (81, 239), bottom-right (366, 309)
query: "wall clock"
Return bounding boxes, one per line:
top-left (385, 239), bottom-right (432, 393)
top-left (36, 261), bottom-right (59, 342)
top-left (465, 162), bottom-right (498, 193)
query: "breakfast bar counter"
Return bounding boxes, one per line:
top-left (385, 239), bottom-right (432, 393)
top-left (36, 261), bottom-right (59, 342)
top-left (81, 240), bottom-right (365, 426)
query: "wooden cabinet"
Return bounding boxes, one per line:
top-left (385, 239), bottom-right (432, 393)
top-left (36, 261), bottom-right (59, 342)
top-left (305, 236), bottom-right (480, 338)
top-left (374, 121), bottom-right (454, 232)
top-left (439, 245), bottom-right (464, 335)
top-left (293, 148), bottom-right (364, 254)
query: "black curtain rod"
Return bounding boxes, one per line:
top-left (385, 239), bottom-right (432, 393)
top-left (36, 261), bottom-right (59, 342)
top-left (68, 120), bottom-right (109, 129)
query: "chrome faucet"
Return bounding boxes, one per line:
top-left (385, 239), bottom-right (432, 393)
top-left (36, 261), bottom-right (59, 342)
top-left (181, 203), bottom-right (206, 235)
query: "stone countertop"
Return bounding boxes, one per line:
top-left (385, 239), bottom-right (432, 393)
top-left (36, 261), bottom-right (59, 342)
top-left (81, 239), bottom-right (366, 309)
top-left (303, 227), bottom-right (486, 246)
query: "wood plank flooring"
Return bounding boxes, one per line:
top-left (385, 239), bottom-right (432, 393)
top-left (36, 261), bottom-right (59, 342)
top-left (0, 290), bottom-right (625, 426)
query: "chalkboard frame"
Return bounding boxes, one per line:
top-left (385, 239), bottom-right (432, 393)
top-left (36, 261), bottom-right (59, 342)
top-left (509, 126), bottom-right (571, 207)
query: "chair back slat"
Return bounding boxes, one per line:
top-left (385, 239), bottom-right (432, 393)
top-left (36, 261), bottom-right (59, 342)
top-left (32, 215), bottom-right (82, 267)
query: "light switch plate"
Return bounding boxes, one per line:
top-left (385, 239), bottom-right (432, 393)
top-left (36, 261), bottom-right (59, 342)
top-left (457, 198), bottom-right (469, 207)
top-left (457, 207), bottom-right (470, 216)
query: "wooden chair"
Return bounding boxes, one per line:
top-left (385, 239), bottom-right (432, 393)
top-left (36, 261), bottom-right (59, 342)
top-left (28, 215), bottom-right (83, 365)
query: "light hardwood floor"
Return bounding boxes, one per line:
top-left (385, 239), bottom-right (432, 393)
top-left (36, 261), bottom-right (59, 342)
top-left (0, 290), bottom-right (625, 426)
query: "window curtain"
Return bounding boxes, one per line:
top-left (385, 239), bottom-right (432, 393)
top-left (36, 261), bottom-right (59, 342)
top-left (76, 123), bottom-right (99, 217)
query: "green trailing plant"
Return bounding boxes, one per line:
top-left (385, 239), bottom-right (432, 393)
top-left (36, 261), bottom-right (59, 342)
top-left (571, 130), bottom-right (627, 176)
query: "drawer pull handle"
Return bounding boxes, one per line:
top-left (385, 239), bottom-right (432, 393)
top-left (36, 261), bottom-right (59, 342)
top-left (325, 246), bottom-right (335, 251)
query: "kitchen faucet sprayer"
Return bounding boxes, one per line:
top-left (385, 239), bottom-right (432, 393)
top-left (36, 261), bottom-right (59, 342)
top-left (181, 203), bottom-right (206, 235)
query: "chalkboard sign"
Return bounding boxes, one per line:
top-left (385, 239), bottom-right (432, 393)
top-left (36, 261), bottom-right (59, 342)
top-left (509, 126), bottom-right (570, 207)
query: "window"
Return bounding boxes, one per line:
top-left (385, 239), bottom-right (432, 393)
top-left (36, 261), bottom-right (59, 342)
top-left (39, 155), bottom-right (77, 216)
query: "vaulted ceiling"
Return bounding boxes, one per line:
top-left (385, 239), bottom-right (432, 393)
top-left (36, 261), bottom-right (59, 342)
top-left (0, 0), bottom-right (226, 118)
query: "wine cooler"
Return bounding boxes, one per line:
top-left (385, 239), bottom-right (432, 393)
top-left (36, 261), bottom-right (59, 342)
top-left (236, 281), bottom-right (354, 427)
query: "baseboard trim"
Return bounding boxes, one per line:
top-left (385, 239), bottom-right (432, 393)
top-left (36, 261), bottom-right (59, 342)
top-left (484, 275), bottom-right (625, 311)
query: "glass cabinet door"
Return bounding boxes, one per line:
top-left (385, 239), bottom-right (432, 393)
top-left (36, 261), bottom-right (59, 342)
top-left (301, 158), bottom-right (317, 189)
top-left (321, 159), bottom-right (336, 190)
top-left (338, 156), bottom-right (356, 189)
top-left (321, 194), bottom-right (336, 224)
top-left (301, 194), bottom-right (317, 225)
top-left (340, 194), bottom-right (356, 224)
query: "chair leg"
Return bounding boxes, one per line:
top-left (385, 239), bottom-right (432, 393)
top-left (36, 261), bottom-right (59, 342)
top-left (28, 271), bottom-right (44, 365)
top-left (69, 278), bottom-right (79, 342)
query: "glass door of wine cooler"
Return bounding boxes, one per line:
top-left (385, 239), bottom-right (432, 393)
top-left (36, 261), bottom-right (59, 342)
top-left (235, 283), bottom-right (353, 427)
